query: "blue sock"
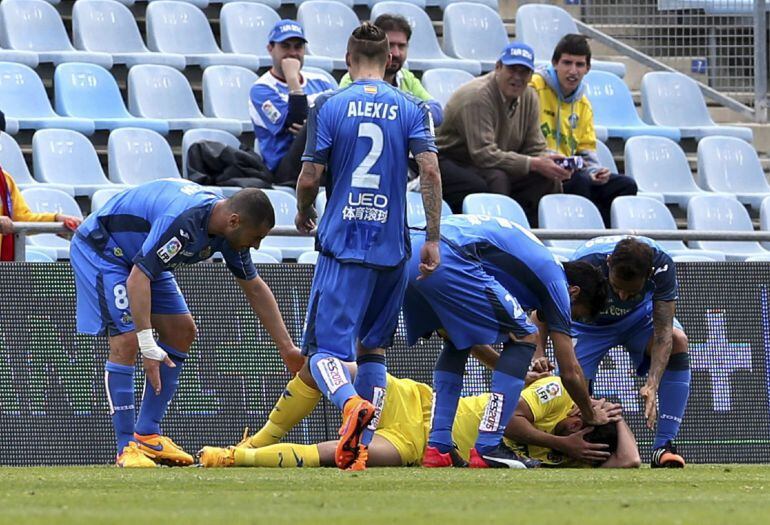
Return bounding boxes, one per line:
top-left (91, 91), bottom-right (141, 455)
top-left (354, 353), bottom-right (387, 447)
top-left (654, 352), bottom-right (691, 449)
top-left (428, 341), bottom-right (470, 454)
top-left (475, 341), bottom-right (535, 454)
top-left (309, 352), bottom-right (357, 410)
top-left (105, 361), bottom-right (136, 454)
top-left (134, 343), bottom-right (186, 436)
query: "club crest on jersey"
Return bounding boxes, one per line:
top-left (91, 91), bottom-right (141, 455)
top-left (364, 85), bottom-right (378, 94)
top-left (535, 381), bottom-right (562, 404)
top-left (157, 236), bottom-right (182, 263)
top-left (262, 100), bottom-right (282, 124)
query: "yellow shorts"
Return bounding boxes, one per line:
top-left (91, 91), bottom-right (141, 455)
top-left (373, 376), bottom-right (433, 466)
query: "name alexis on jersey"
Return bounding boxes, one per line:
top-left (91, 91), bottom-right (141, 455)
top-left (347, 101), bottom-right (399, 120)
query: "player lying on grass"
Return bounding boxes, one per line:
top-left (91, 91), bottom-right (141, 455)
top-left (198, 356), bottom-right (639, 469)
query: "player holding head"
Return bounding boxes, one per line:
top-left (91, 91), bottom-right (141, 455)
top-left (294, 22), bottom-right (443, 470)
top-left (71, 180), bottom-right (302, 467)
top-left (571, 235), bottom-right (689, 467)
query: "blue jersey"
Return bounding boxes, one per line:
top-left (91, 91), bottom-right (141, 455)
top-left (571, 235), bottom-right (677, 325)
top-left (76, 179), bottom-right (256, 281)
top-left (303, 79), bottom-right (437, 268)
top-left (428, 214), bottom-right (573, 335)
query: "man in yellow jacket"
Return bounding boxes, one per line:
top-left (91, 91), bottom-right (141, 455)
top-left (529, 34), bottom-right (636, 226)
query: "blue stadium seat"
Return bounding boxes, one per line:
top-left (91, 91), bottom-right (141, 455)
top-left (515, 4), bottom-right (626, 77)
top-left (146, 1), bottom-right (261, 70)
top-left (72, 0), bottom-right (186, 70)
top-left (697, 136), bottom-right (770, 211)
top-left (759, 196), bottom-right (770, 251)
top-left (0, 63), bottom-right (95, 135)
top-left (214, 0), bottom-right (280, 7)
top-left (147, 0), bottom-right (210, 12)
top-left (260, 190), bottom-right (315, 259)
top-left (435, 0), bottom-right (498, 10)
top-left (405, 191), bottom-right (452, 227)
top-left (220, 2), bottom-right (334, 71)
top-left (609, 195), bottom-right (725, 261)
top-left (442, 3), bottom-right (508, 72)
top-left (202, 65), bottom-right (258, 133)
top-left (420, 68), bottom-right (474, 108)
top-left (90, 188), bottom-right (125, 213)
top-left (0, 0), bottom-right (113, 68)
top-left (0, 47), bottom-right (38, 68)
top-left (250, 250), bottom-right (281, 263)
top-left (3, 116), bottom-right (19, 135)
top-left (25, 249), bottom-right (55, 262)
top-left (128, 65), bottom-right (243, 134)
top-left (297, 1), bottom-right (360, 71)
top-left (21, 187), bottom-right (84, 259)
top-left (538, 194), bottom-right (605, 253)
top-left (583, 71), bottom-right (681, 142)
top-left (687, 195), bottom-right (769, 261)
top-left (296, 251), bottom-right (319, 264)
top-left (641, 72), bottom-right (753, 142)
top-left (594, 125), bottom-right (608, 142)
top-left (54, 63), bottom-right (170, 135)
top-left (370, 2), bottom-right (481, 75)
top-left (315, 189), bottom-right (327, 219)
top-left (32, 129), bottom-right (121, 198)
top-left (108, 127), bottom-right (182, 185)
top-left (181, 128), bottom-right (242, 178)
top-left (624, 136), bottom-right (715, 209)
top-left (0, 132), bottom-right (75, 195)
top-left (304, 66), bottom-right (339, 88)
top-left (462, 193), bottom-right (529, 228)
top-left (596, 139), bottom-right (663, 202)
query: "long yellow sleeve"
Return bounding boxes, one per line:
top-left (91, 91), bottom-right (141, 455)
top-left (5, 171), bottom-right (57, 222)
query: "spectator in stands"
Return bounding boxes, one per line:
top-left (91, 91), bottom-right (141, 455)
top-left (437, 42), bottom-right (571, 226)
top-left (339, 14), bottom-right (443, 126)
top-left (250, 20), bottom-right (336, 187)
top-left (530, 34), bottom-right (637, 226)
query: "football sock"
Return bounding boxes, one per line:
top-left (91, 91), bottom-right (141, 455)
top-left (247, 374), bottom-right (322, 448)
top-left (309, 352), bottom-right (357, 410)
top-left (474, 340), bottom-right (535, 454)
top-left (135, 343), bottom-right (186, 436)
top-left (104, 361), bottom-right (136, 454)
top-left (654, 352), bottom-right (691, 449)
top-left (354, 354), bottom-right (387, 447)
top-left (234, 443), bottom-right (321, 468)
top-left (428, 341), bottom-right (470, 454)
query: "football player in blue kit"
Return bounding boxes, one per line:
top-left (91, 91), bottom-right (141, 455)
top-left (71, 179), bottom-right (302, 467)
top-left (294, 22), bottom-right (443, 471)
top-left (570, 235), bottom-right (689, 468)
top-left (406, 214), bottom-right (618, 468)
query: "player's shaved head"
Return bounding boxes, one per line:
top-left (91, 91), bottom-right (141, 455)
top-left (347, 22), bottom-right (390, 67)
top-left (228, 189), bottom-right (275, 229)
top-left (563, 261), bottom-right (608, 319)
top-left (608, 238), bottom-right (653, 282)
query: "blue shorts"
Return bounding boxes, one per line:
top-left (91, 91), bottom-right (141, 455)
top-left (71, 236), bottom-right (189, 336)
top-left (573, 302), bottom-right (684, 380)
top-left (301, 254), bottom-right (409, 361)
top-left (403, 235), bottom-right (536, 350)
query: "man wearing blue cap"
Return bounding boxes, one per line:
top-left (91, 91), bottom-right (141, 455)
top-left (249, 20), bottom-right (336, 187)
top-left (437, 42), bottom-right (573, 226)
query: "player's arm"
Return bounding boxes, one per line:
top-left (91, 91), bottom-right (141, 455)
top-left (550, 331), bottom-right (603, 426)
top-left (529, 310), bottom-right (549, 360)
top-left (236, 276), bottom-right (304, 374)
top-left (599, 419), bottom-right (641, 468)
top-left (639, 299), bottom-right (675, 428)
top-left (295, 161), bottom-right (324, 233)
top-left (415, 150), bottom-right (442, 278)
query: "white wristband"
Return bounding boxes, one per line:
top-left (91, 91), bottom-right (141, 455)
top-left (136, 329), bottom-right (167, 361)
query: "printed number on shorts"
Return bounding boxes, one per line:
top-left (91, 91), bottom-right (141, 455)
top-left (504, 294), bottom-right (524, 318)
top-left (113, 284), bottom-right (129, 310)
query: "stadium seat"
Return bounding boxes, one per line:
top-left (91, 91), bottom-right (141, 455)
top-left (442, 3), bottom-right (508, 72)
top-left (744, 254), bottom-right (770, 262)
top-left (54, 63), bottom-right (170, 135)
top-left (462, 193), bottom-right (529, 228)
top-left (0, 0), bottom-right (113, 68)
top-left (687, 194), bottom-right (769, 261)
top-left (32, 129), bottom-right (121, 198)
top-left (697, 136), bottom-right (770, 211)
top-left (3, 116), bottom-right (19, 135)
top-left (420, 68), bottom-right (474, 108)
top-left (641, 72), bottom-right (753, 142)
top-left (260, 190), bottom-right (315, 259)
top-left (202, 65), bottom-right (258, 133)
top-left (21, 187), bottom-right (83, 259)
top-left (72, 0), bottom-right (186, 70)
top-left (220, 2), bottom-right (334, 71)
top-left (146, 1), bottom-right (261, 70)
top-left (370, 2), bottom-right (481, 75)
top-left (90, 188), bottom-right (124, 213)
top-left (297, 1), bottom-right (360, 71)
top-left (515, 4), bottom-right (626, 77)
top-left (582, 71), bottom-right (681, 142)
top-left (609, 195), bottom-right (725, 261)
top-left (181, 128), bottom-right (242, 178)
top-left (759, 196), bottom-right (770, 251)
top-left (0, 47), bottom-right (38, 68)
top-left (538, 194), bottom-right (605, 253)
top-left (596, 140), bottom-right (663, 202)
top-left (128, 65), bottom-right (243, 134)
top-left (624, 136), bottom-right (716, 209)
top-left (214, 0), bottom-right (280, 7)
top-left (297, 251), bottom-right (319, 264)
top-left (108, 127), bottom-right (183, 185)
top-left (406, 191), bottom-right (452, 227)
top-left (0, 132), bottom-right (75, 195)
top-left (25, 249), bottom-right (55, 262)
top-left (434, 0), bottom-right (498, 10)
top-left (315, 189), bottom-right (327, 219)
top-left (671, 254), bottom-right (717, 263)
top-left (250, 250), bottom-right (281, 263)
top-left (0, 63), bottom-right (95, 135)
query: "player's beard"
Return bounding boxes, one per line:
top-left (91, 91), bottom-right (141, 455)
top-left (386, 59), bottom-right (403, 77)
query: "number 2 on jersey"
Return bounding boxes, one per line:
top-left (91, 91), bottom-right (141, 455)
top-left (351, 123), bottom-right (383, 190)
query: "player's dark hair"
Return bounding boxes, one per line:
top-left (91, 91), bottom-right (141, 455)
top-left (585, 422), bottom-right (619, 458)
top-left (608, 238), bottom-right (654, 282)
top-left (563, 261), bottom-right (608, 319)
top-left (347, 22), bottom-right (390, 65)
top-left (373, 14), bottom-right (412, 41)
top-left (552, 33), bottom-right (592, 66)
top-left (228, 189), bottom-right (275, 229)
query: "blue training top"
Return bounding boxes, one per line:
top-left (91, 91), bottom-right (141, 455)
top-left (76, 179), bottom-right (256, 281)
top-left (303, 79), bottom-right (437, 268)
top-left (571, 235), bottom-right (677, 325)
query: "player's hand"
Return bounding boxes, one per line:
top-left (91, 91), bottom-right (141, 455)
top-left (288, 122), bottom-right (304, 136)
top-left (279, 345), bottom-right (305, 375)
top-left (295, 207), bottom-right (317, 234)
top-left (582, 398), bottom-right (622, 426)
top-left (524, 370), bottom-right (551, 386)
top-left (590, 168), bottom-right (611, 185)
top-left (417, 240), bottom-right (440, 280)
top-left (282, 58), bottom-right (302, 83)
top-left (530, 356), bottom-right (555, 374)
top-left (137, 329), bottom-right (175, 395)
top-left (0, 216), bottom-right (12, 235)
top-left (640, 383), bottom-right (658, 429)
top-left (561, 427), bottom-right (611, 463)
top-left (56, 214), bottom-right (82, 231)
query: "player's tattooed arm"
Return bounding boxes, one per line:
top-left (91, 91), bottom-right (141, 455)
top-left (640, 299), bottom-right (675, 428)
top-left (295, 161), bottom-right (324, 233)
top-left (415, 151), bottom-right (442, 242)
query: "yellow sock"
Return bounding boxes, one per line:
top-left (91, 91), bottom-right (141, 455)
top-left (248, 375), bottom-right (321, 448)
top-left (234, 443), bottom-right (320, 468)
